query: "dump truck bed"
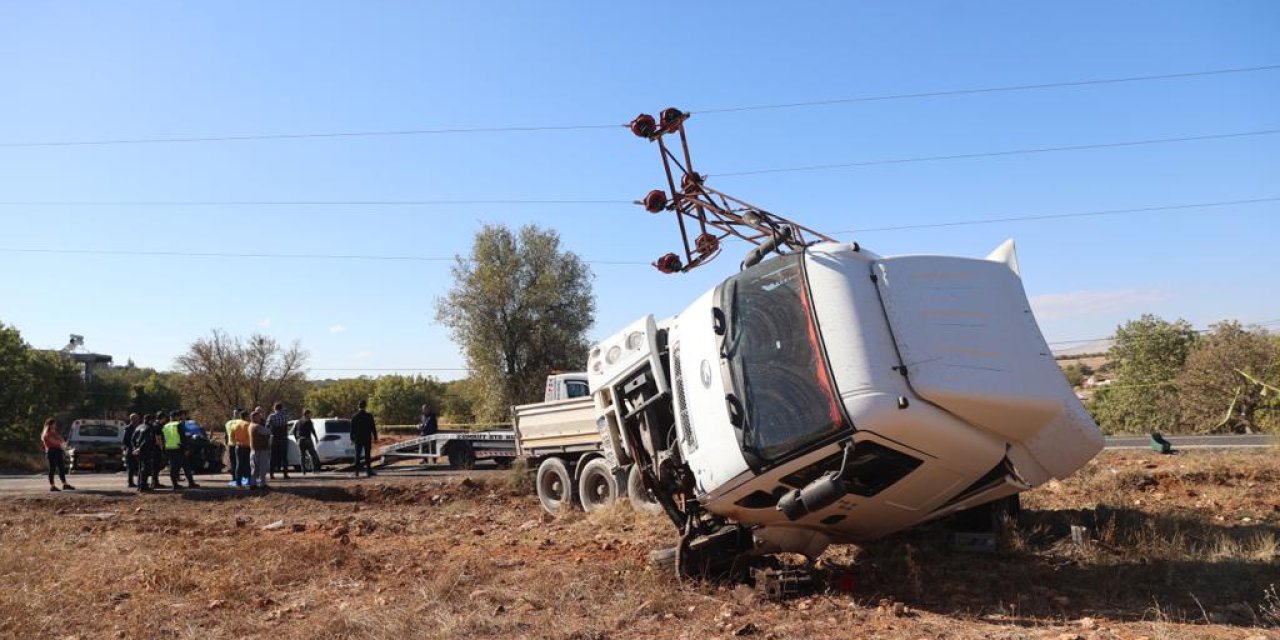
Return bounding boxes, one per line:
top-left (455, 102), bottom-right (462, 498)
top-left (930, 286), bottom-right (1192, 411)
top-left (512, 396), bottom-right (599, 457)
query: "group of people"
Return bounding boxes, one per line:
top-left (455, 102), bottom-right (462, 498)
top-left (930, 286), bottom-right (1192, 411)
top-left (39, 398), bottom-right (395, 493)
top-left (121, 410), bottom-right (202, 492)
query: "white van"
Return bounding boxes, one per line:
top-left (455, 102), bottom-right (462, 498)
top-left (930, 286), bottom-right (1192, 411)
top-left (286, 417), bottom-right (355, 471)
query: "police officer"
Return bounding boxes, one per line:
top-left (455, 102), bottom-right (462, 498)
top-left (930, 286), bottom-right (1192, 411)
top-left (162, 409), bottom-right (200, 490)
top-left (122, 413), bottom-right (142, 488)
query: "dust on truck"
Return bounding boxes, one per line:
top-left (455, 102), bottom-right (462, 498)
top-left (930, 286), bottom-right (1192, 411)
top-left (588, 241), bottom-right (1104, 577)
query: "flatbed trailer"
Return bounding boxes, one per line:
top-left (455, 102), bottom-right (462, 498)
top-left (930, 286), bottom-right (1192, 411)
top-left (377, 429), bottom-right (517, 469)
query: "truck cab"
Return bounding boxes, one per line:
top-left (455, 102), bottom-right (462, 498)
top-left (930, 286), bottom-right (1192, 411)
top-left (589, 240), bottom-right (1103, 569)
top-left (66, 419), bottom-right (128, 472)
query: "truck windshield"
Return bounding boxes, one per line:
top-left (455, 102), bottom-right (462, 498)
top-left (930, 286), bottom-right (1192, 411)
top-left (721, 253), bottom-right (845, 463)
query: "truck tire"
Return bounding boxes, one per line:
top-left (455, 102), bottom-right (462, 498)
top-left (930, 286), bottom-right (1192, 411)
top-left (577, 458), bottom-right (618, 512)
top-left (627, 464), bottom-right (664, 515)
top-left (536, 457), bottom-right (575, 514)
top-left (446, 441), bottom-right (476, 470)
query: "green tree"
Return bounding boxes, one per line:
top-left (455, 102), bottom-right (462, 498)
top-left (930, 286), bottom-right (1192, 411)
top-left (1175, 322), bottom-right (1280, 434)
top-left (1089, 314), bottom-right (1198, 433)
top-left (369, 375), bottom-right (446, 424)
top-left (175, 330), bottom-right (308, 427)
top-left (0, 322), bottom-right (84, 445)
top-left (440, 377), bottom-right (480, 424)
top-left (436, 224), bottom-right (595, 421)
top-left (304, 378), bottom-right (376, 418)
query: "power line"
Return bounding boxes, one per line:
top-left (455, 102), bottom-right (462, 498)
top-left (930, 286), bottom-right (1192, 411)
top-left (0, 196), bottom-right (1274, 263)
top-left (710, 129), bottom-right (1280, 177)
top-left (0, 246), bottom-right (650, 265)
top-left (2, 128), bottom-right (1274, 209)
top-left (308, 367), bottom-right (472, 372)
top-left (0, 199), bottom-right (631, 207)
top-left (2, 63), bottom-right (1276, 148)
top-left (837, 196), bottom-right (1280, 235)
top-left (695, 63), bottom-right (1280, 114)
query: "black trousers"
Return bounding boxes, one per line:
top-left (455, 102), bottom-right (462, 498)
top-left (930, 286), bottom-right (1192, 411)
top-left (298, 439), bottom-right (320, 472)
top-left (125, 453), bottom-right (139, 486)
top-left (227, 445), bottom-right (238, 482)
top-left (46, 449), bottom-right (68, 485)
top-left (167, 449), bottom-right (195, 486)
top-left (353, 440), bottom-right (373, 476)
top-left (270, 438), bottom-right (289, 476)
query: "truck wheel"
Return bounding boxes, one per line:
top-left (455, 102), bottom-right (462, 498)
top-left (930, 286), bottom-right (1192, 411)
top-left (446, 441), bottom-right (476, 470)
top-left (627, 465), bottom-right (664, 515)
top-left (536, 457), bottom-right (575, 514)
top-left (577, 458), bottom-right (618, 512)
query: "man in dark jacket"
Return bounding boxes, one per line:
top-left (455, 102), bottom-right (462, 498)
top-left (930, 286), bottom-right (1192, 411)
top-left (418, 405), bottom-right (438, 437)
top-left (267, 402), bottom-right (291, 480)
top-left (134, 413), bottom-right (164, 492)
top-left (292, 409), bottom-right (321, 473)
top-left (122, 413), bottom-right (142, 488)
top-left (350, 400), bottom-right (377, 477)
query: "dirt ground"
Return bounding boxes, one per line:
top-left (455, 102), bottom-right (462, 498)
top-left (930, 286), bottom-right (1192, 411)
top-left (1, 450), bottom-right (1277, 640)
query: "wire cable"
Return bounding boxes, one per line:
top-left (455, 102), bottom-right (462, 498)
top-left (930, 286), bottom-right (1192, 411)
top-left (835, 196), bottom-right (1280, 235)
top-left (2, 63), bottom-right (1275, 148)
top-left (0, 246), bottom-right (650, 265)
top-left (0, 199), bottom-right (632, 207)
top-left (710, 129), bottom-right (1280, 177)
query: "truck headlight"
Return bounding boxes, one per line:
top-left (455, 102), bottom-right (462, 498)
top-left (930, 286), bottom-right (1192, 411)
top-left (625, 331), bottom-right (645, 351)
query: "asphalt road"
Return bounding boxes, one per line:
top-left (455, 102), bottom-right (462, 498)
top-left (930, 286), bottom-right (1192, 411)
top-left (0, 436), bottom-right (1271, 498)
top-left (0, 463), bottom-right (504, 496)
top-left (1103, 434), bottom-right (1275, 449)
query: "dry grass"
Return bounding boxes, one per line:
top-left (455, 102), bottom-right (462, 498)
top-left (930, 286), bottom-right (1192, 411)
top-left (1, 450), bottom-right (1277, 639)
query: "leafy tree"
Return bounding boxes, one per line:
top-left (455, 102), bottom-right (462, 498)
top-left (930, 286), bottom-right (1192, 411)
top-left (81, 365), bottom-right (185, 418)
top-left (1175, 322), bottom-right (1280, 433)
top-left (1060, 362), bottom-right (1094, 387)
top-left (440, 377), bottom-right (480, 424)
top-left (0, 322), bottom-right (84, 445)
top-left (1089, 314), bottom-right (1198, 433)
top-left (436, 224), bottom-right (595, 421)
top-left (175, 330), bottom-right (308, 427)
top-left (304, 378), bottom-right (376, 418)
top-left (369, 375), bottom-right (447, 424)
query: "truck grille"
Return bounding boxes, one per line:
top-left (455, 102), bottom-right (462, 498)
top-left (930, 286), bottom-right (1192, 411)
top-left (672, 344), bottom-right (697, 451)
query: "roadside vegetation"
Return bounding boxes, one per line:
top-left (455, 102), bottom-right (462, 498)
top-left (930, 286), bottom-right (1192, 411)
top-left (0, 449), bottom-right (1275, 639)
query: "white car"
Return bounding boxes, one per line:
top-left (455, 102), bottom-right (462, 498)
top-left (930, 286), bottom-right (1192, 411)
top-left (286, 417), bottom-right (355, 471)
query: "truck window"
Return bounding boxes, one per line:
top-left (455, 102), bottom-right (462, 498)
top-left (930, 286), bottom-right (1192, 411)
top-left (76, 425), bottom-right (121, 439)
top-left (565, 380), bottom-right (589, 398)
top-left (721, 254), bottom-right (846, 463)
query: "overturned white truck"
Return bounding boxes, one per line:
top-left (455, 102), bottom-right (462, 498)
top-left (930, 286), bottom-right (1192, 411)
top-left (587, 239), bottom-right (1103, 578)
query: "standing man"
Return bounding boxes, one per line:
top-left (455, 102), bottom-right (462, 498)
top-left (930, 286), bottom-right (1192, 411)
top-left (122, 413), bottom-right (142, 488)
top-left (267, 402), bottom-right (291, 480)
top-left (162, 410), bottom-right (200, 490)
top-left (350, 400), bottom-right (378, 478)
top-left (418, 405), bottom-right (438, 437)
top-left (224, 409), bottom-right (240, 487)
top-left (293, 409), bottom-right (321, 474)
top-left (248, 410), bottom-right (272, 490)
top-left (134, 413), bottom-right (163, 492)
top-left (229, 410), bottom-right (253, 487)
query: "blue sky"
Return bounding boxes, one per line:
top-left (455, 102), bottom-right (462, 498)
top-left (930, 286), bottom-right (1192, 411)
top-left (1, 2), bottom-right (1277, 378)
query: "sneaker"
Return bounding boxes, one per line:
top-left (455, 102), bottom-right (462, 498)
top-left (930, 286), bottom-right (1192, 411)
top-left (49, 486), bottom-right (60, 492)
top-left (62, 484), bottom-right (76, 491)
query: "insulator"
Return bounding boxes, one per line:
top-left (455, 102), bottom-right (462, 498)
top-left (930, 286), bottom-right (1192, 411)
top-left (680, 172), bottom-right (703, 193)
top-left (654, 253), bottom-right (683, 274)
top-left (695, 233), bottom-right (719, 256)
top-left (630, 113), bottom-right (658, 138)
top-left (659, 107), bottom-right (685, 132)
top-left (642, 190), bottom-right (668, 213)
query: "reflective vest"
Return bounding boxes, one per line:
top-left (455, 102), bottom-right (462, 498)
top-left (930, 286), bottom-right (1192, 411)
top-left (162, 421), bottom-right (182, 450)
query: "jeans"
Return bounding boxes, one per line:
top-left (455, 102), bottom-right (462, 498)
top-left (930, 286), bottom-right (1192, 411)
top-left (251, 449), bottom-right (272, 487)
top-left (270, 438), bottom-right (289, 477)
top-left (46, 448), bottom-right (67, 485)
top-left (227, 445), bottom-right (238, 482)
top-left (353, 440), bottom-right (373, 476)
top-left (234, 446), bottom-right (252, 485)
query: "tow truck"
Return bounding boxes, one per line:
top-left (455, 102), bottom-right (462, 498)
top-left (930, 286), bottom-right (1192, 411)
top-left (588, 109), bottom-right (1104, 581)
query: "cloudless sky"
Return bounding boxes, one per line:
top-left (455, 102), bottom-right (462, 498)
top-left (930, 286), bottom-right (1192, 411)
top-left (1, 1), bottom-right (1277, 378)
